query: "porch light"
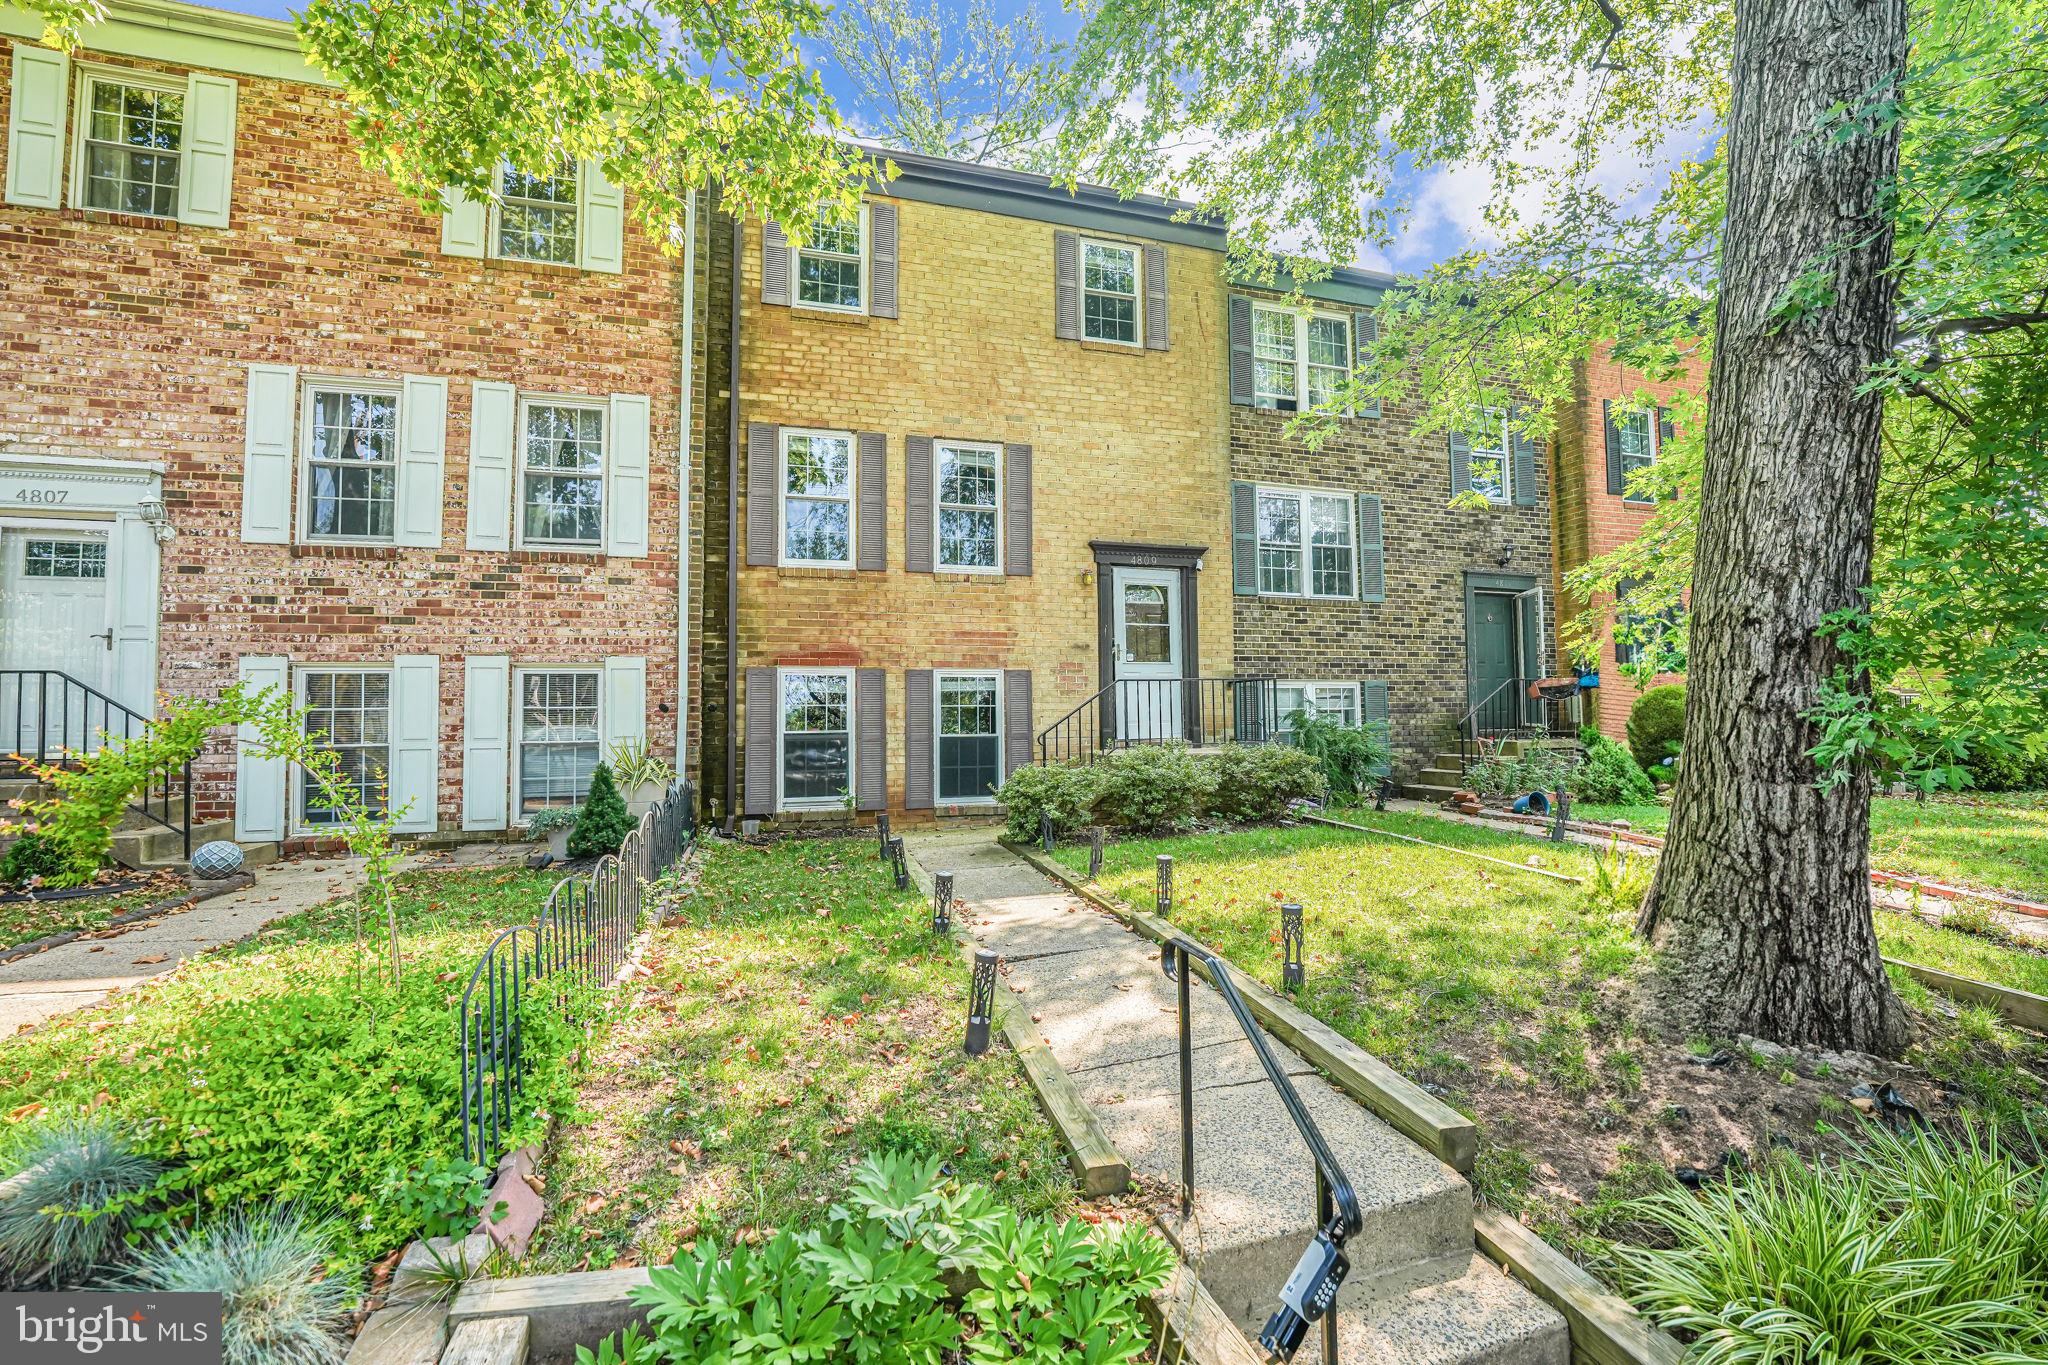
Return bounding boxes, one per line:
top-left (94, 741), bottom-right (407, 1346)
top-left (1550, 788), bottom-right (1571, 843)
top-left (1156, 855), bottom-right (1174, 918)
top-left (888, 836), bottom-right (910, 890)
top-left (876, 811), bottom-right (891, 859)
top-left (1088, 825), bottom-right (1106, 881)
top-left (1374, 775), bottom-right (1393, 812)
top-left (1041, 810), bottom-right (1056, 854)
top-left (965, 949), bottom-right (997, 1055)
top-left (1281, 903), bottom-right (1304, 992)
top-left (933, 871), bottom-right (955, 934)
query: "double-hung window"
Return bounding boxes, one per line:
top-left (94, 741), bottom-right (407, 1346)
top-left (301, 381), bottom-right (399, 541)
top-left (779, 670), bottom-right (852, 807)
top-left (1465, 409), bottom-right (1512, 502)
top-left (1274, 682), bottom-right (1360, 735)
top-left (936, 672), bottom-right (1002, 804)
top-left (794, 207), bottom-right (866, 312)
top-left (1251, 304), bottom-right (1353, 412)
top-left (1256, 487), bottom-right (1356, 598)
top-left (779, 430), bottom-right (855, 566)
top-left (297, 667), bottom-right (391, 827)
top-left (1617, 409), bottom-right (1658, 498)
top-left (936, 441), bottom-right (1000, 570)
top-left (78, 74), bottom-right (184, 218)
top-left (1081, 240), bottom-right (1140, 344)
top-left (520, 399), bottom-right (606, 548)
top-left (517, 668), bottom-right (601, 813)
top-left (497, 161), bottom-right (580, 265)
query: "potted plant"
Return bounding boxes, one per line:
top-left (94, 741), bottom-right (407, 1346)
top-left (525, 805), bottom-right (580, 861)
top-left (607, 740), bottom-right (678, 816)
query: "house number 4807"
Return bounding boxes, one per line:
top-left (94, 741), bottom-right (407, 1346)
top-left (13, 488), bottom-right (68, 504)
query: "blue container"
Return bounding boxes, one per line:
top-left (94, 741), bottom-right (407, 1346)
top-left (1512, 791), bottom-right (1551, 816)
top-left (1577, 671), bottom-right (1601, 689)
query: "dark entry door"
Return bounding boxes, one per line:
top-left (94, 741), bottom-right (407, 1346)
top-left (1469, 591), bottom-right (1520, 719)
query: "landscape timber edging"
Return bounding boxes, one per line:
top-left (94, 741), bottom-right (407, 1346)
top-left (1004, 839), bottom-right (1479, 1175)
top-left (1473, 1209), bottom-right (1687, 1365)
top-left (1885, 956), bottom-right (2048, 1034)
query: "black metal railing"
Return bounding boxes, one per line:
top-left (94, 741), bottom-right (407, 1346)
top-left (1, 668), bottom-right (195, 859)
top-left (459, 777), bottom-right (696, 1168)
top-left (1036, 676), bottom-right (1279, 765)
top-left (1160, 936), bottom-right (1363, 1362)
top-left (1455, 676), bottom-right (1583, 773)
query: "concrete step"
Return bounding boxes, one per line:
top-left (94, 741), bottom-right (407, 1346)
top-left (1403, 784), bottom-right (1460, 804)
top-left (1416, 766), bottom-right (1466, 788)
top-left (1299, 1253), bottom-right (1569, 1365)
top-left (109, 818), bottom-right (278, 872)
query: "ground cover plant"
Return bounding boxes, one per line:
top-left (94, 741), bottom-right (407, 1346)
top-left (0, 872), bottom-right (191, 952)
top-left (530, 837), bottom-right (1073, 1273)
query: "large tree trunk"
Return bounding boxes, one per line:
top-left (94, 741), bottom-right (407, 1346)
top-left (1639, 0), bottom-right (1910, 1052)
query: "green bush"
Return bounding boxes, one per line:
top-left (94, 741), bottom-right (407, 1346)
top-left (1571, 735), bottom-right (1657, 805)
top-left (0, 830), bottom-right (69, 888)
top-left (1961, 739), bottom-right (2048, 794)
top-left (1092, 744), bottom-right (1216, 833)
top-left (1290, 714), bottom-right (1392, 798)
top-left (131, 1205), bottom-right (356, 1365)
top-left (568, 763), bottom-right (636, 859)
top-left (1468, 746), bottom-right (1579, 800)
top-left (1208, 744), bottom-right (1327, 822)
top-left (0, 1111), bottom-right (161, 1287)
top-left (995, 763), bottom-right (1102, 843)
top-left (1626, 684), bottom-right (1687, 771)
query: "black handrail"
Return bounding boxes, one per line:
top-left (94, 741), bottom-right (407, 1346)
top-left (1455, 675), bottom-right (1583, 774)
top-left (1160, 934), bottom-right (1362, 1362)
top-left (1, 668), bottom-right (196, 859)
top-left (1035, 675), bottom-right (1280, 765)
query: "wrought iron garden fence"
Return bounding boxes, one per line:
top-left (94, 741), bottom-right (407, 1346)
top-left (459, 778), bottom-right (697, 1167)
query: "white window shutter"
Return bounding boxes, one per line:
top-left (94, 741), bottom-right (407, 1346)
top-left (389, 654), bottom-right (441, 834)
top-left (461, 655), bottom-right (511, 830)
top-left (602, 656), bottom-right (647, 762)
top-left (466, 381), bottom-right (516, 549)
top-left (176, 73), bottom-right (237, 228)
top-left (577, 159), bottom-right (625, 273)
top-left (234, 654), bottom-right (289, 841)
top-left (440, 183), bottom-right (487, 258)
top-left (605, 392), bottom-right (650, 557)
top-left (240, 363), bottom-right (297, 544)
top-left (106, 515), bottom-right (160, 718)
top-left (5, 44), bottom-right (68, 208)
top-left (394, 375), bottom-right (447, 547)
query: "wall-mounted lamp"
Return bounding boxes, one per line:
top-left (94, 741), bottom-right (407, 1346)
top-left (1080, 567), bottom-right (1097, 588)
top-left (1496, 540), bottom-right (1515, 568)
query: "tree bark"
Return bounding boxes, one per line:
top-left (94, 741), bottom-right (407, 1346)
top-left (1639, 0), bottom-right (1910, 1052)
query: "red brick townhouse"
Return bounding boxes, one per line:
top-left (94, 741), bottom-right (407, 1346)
top-left (1549, 341), bottom-right (1700, 741)
top-left (0, 0), bottom-right (696, 849)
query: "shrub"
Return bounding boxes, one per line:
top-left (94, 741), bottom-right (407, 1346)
top-left (131, 1205), bottom-right (356, 1365)
top-left (1290, 714), bottom-right (1391, 798)
top-left (0, 1111), bottom-right (161, 1288)
top-left (376, 1154), bottom-right (494, 1241)
top-left (0, 830), bottom-right (69, 888)
top-left (1613, 1122), bottom-right (2048, 1365)
top-left (1209, 744), bottom-right (1327, 822)
top-left (568, 763), bottom-right (636, 859)
top-left (1092, 744), bottom-right (1216, 833)
top-left (1626, 684), bottom-right (1687, 771)
top-left (995, 763), bottom-right (1101, 843)
top-left (524, 804), bottom-right (580, 837)
top-left (1571, 735), bottom-right (1657, 805)
top-left (1961, 739), bottom-right (2048, 794)
top-left (1468, 745), bottom-right (1579, 800)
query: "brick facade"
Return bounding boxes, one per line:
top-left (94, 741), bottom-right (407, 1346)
top-left (1, 26), bottom-right (691, 835)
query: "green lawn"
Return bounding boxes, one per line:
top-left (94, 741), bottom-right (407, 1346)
top-left (0, 875), bottom-right (191, 951)
top-left (528, 837), bottom-right (1071, 1272)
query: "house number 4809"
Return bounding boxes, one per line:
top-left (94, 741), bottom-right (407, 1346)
top-left (13, 488), bottom-right (68, 504)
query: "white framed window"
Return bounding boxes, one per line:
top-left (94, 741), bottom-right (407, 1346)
top-left (1081, 239), bottom-right (1141, 345)
top-left (299, 379), bottom-right (400, 542)
top-left (72, 70), bottom-right (184, 218)
top-left (1255, 486), bottom-right (1356, 599)
top-left (778, 668), bottom-right (854, 809)
top-left (1617, 409), bottom-right (1659, 498)
top-left (20, 538), bottom-right (107, 579)
top-left (1274, 681), bottom-right (1361, 735)
top-left (936, 441), bottom-right (1001, 571)
top-left (295, 666), bottom-right (391, 830)
top-left (1465, 408), bottom-right (1513, 503)
top-left (516, 667), bottom-right (601, 814)
top-left (935, 671), bottom-right (1002, 805)
top-left (1251, 304), bottom-right (1353, 413)
top-left (779, 429), bottom-right (856, 567)
top-left (792, 204), bottom-right (868, 313)
top-left (519, 397), bottom-right (606, 548)
top-left (494, 160), bottom-right (580, 265)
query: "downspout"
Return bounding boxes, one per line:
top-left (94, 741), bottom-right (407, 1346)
top-left (676, 190), bottom-right (696, 774)
top-left (722, 211), bottom-right (741, 831)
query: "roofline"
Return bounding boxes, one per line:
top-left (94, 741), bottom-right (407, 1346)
top-left (2, 0), bottom-right (331, 84)
top-left (1229, 261), bottom-right (1402, 308)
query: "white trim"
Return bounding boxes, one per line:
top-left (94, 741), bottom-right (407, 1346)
top-left (775, 427), bottom-right (857, 569)
top-left (514, 393), bottom-right (609, 552)
top-left (511, 664), bottom-right (604, 819)
top-left (67, 61), bottom-right (186, 218)
top-left (932, 438), bottom-right (1004, 574)
top-left (1251, 483), bottom-right (1357, 600)
top-left (1250, 301), bottom-right (1353, 414)
top-left (289, 662), bottom-right (395, 836)
top-left (1078, 236), bottom-right (1143, 346)
top-left (294, 374), bottom-right (403, 545)
top-left (1616, 405), bottom-right (1660, 500)
top-left (932, 669), bottom-right (1003, 807)
top-left (789, 202), bottom-right (870, 316)
top-left (487, 159), bottom-right (583, 266)
top-left (1467, 407), bottom-right (1514, 505)
top-left (774, 665), bottom-right (856, 812)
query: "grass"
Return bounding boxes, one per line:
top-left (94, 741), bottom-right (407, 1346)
top-left (527, 837), bottom-right (1072, 1273)
top-left (0, 874), bottom-right (192, 951)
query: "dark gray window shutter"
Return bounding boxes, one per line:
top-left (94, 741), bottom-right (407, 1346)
top-left (1355, 493), bottom-right (1385, 603)
top-left (747, 422), bottom-right (780, 566)
top-left (904, 669), bottom-right (934, 809)
top-left (743, 667), bottom-right (775, 815)
top-left (1603, 399), bottom-right (1623, 495)
top-left (1359, 679), bottom-right (1392, 777)
top-left (1448, 429), bottom-right (1473, 498)
top-left (1231, 480), bottom-right (1259, 595)
top-left (1053, 231), bottom-right (1080, 340)
top-left (1351, 310), bottom-right (1380, 417)
top-left (869, 202), bottom-right (898, 319)
top-left (1142, 244), bottom-right (1169, 350)
top-left (855, 668), bottom-right (885, 812)
top-left (1003, 669), bottom-right (1032, 778)
top-left (1511, 412), bottom-right (1539, 507)
top-left (761, 221), bottom-right (789, 306)
top-left (904, 435), bottom-right (934, 574)
top-left (1228, 295), bottom-right (1254, 404)
top-left (1004, 443), bottom-right (1032, 575)
top-left (1657, 405), bottom-right (1675, 447)
top-left (857, 431), bottom-right (886, 570)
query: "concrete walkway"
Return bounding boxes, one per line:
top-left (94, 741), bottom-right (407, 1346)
top-left (901, 827), bottom-right (1566, 1365)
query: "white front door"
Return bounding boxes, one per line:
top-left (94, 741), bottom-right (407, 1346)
top-left (0, 529), bottom-right (114, 755)
top-left (1111, 566), bottom-right (1182, 743)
